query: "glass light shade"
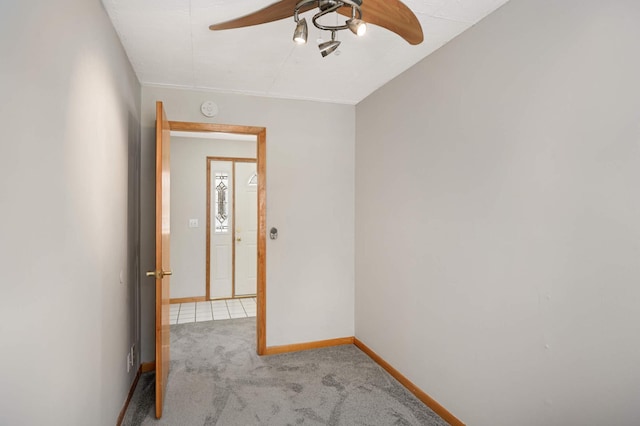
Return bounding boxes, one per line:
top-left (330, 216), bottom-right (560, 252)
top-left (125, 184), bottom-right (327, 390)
top-left (293, 18), bottom-right (308, 44)
top-left (347, 18), bottom-right (366, 36)
top-left (318, 39), bottom-right (341, 57)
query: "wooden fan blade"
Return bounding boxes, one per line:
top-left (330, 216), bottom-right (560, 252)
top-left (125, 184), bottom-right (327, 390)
top-left (210, 0), bottom-right (314, 31)
top-left (338, 0), bottom-right (424, 45)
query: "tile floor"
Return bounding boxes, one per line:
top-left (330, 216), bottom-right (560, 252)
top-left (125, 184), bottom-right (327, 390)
top-left (170, 298), bottom-right (257, 325)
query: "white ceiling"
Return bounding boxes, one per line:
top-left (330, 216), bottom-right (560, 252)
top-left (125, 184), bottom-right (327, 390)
top-left (102, 0), bottom-right (510, 105)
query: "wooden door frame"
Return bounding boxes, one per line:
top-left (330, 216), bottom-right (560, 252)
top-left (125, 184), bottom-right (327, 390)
top-left (169, 121), bottom-right (267, 355)
top-left (205, 157), bottom-right (257, 301)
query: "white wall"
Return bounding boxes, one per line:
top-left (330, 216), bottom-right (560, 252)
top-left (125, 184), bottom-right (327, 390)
top-left (140, 87), bottom-right (355, 360)
top-left (355, 0), bottom-right (640, 425)
top-left (170, 136), bottom-right (255, 299)
top-left (0, 0), bottom-right (141, 424)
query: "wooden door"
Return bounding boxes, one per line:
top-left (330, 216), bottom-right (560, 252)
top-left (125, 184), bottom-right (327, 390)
top-left (234, 161), bottom-right (258, 296)
top-left (152, 101), bottom-right (171, 418)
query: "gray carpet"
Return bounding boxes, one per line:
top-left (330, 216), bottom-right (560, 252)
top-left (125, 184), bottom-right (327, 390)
top-left (123, 318), bottom-right (448, 425)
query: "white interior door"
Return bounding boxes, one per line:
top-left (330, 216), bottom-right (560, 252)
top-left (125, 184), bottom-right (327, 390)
top-left (209, 160), bottom-right (233, 298)
top-left (234, 162), bottom-right (257, 296)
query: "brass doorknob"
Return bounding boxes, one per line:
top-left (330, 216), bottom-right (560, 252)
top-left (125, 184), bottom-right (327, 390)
top-left (146, 270), bottom-right (173, 279)
top-left (236, 238), bottom-right (242, 242)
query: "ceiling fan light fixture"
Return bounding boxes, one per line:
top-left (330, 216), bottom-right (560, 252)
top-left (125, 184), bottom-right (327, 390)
top-left (209, 0), bottom-right (425, 50)
top-left (319, 40), bottom-right (341, 57)
top-left (347, 18), bottom-right (366, 36)
top-left (318, 31), bottom-right (340, 57)
top-left (293, 17), bottom-right (308, 44)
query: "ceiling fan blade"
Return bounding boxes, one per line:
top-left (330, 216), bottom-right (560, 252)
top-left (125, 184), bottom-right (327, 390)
top-left (210, 0), bottom-right (314, 31)
top-left (338, 0), bottom-right (424, 45)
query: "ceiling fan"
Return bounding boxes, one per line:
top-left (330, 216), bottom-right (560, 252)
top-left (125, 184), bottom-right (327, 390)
top-left (209, 0), bottom-right (424, 57)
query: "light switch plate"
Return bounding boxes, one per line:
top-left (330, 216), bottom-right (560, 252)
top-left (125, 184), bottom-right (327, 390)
top-left (189, 219), bottom-right (199, 228)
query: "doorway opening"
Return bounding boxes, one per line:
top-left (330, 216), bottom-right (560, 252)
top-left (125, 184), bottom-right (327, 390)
top-left (169, 121), bottom-right (266, 355)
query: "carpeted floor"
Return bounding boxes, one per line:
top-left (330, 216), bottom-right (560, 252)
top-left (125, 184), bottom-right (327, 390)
top-left (123, 318), bottom-right (448, 425)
